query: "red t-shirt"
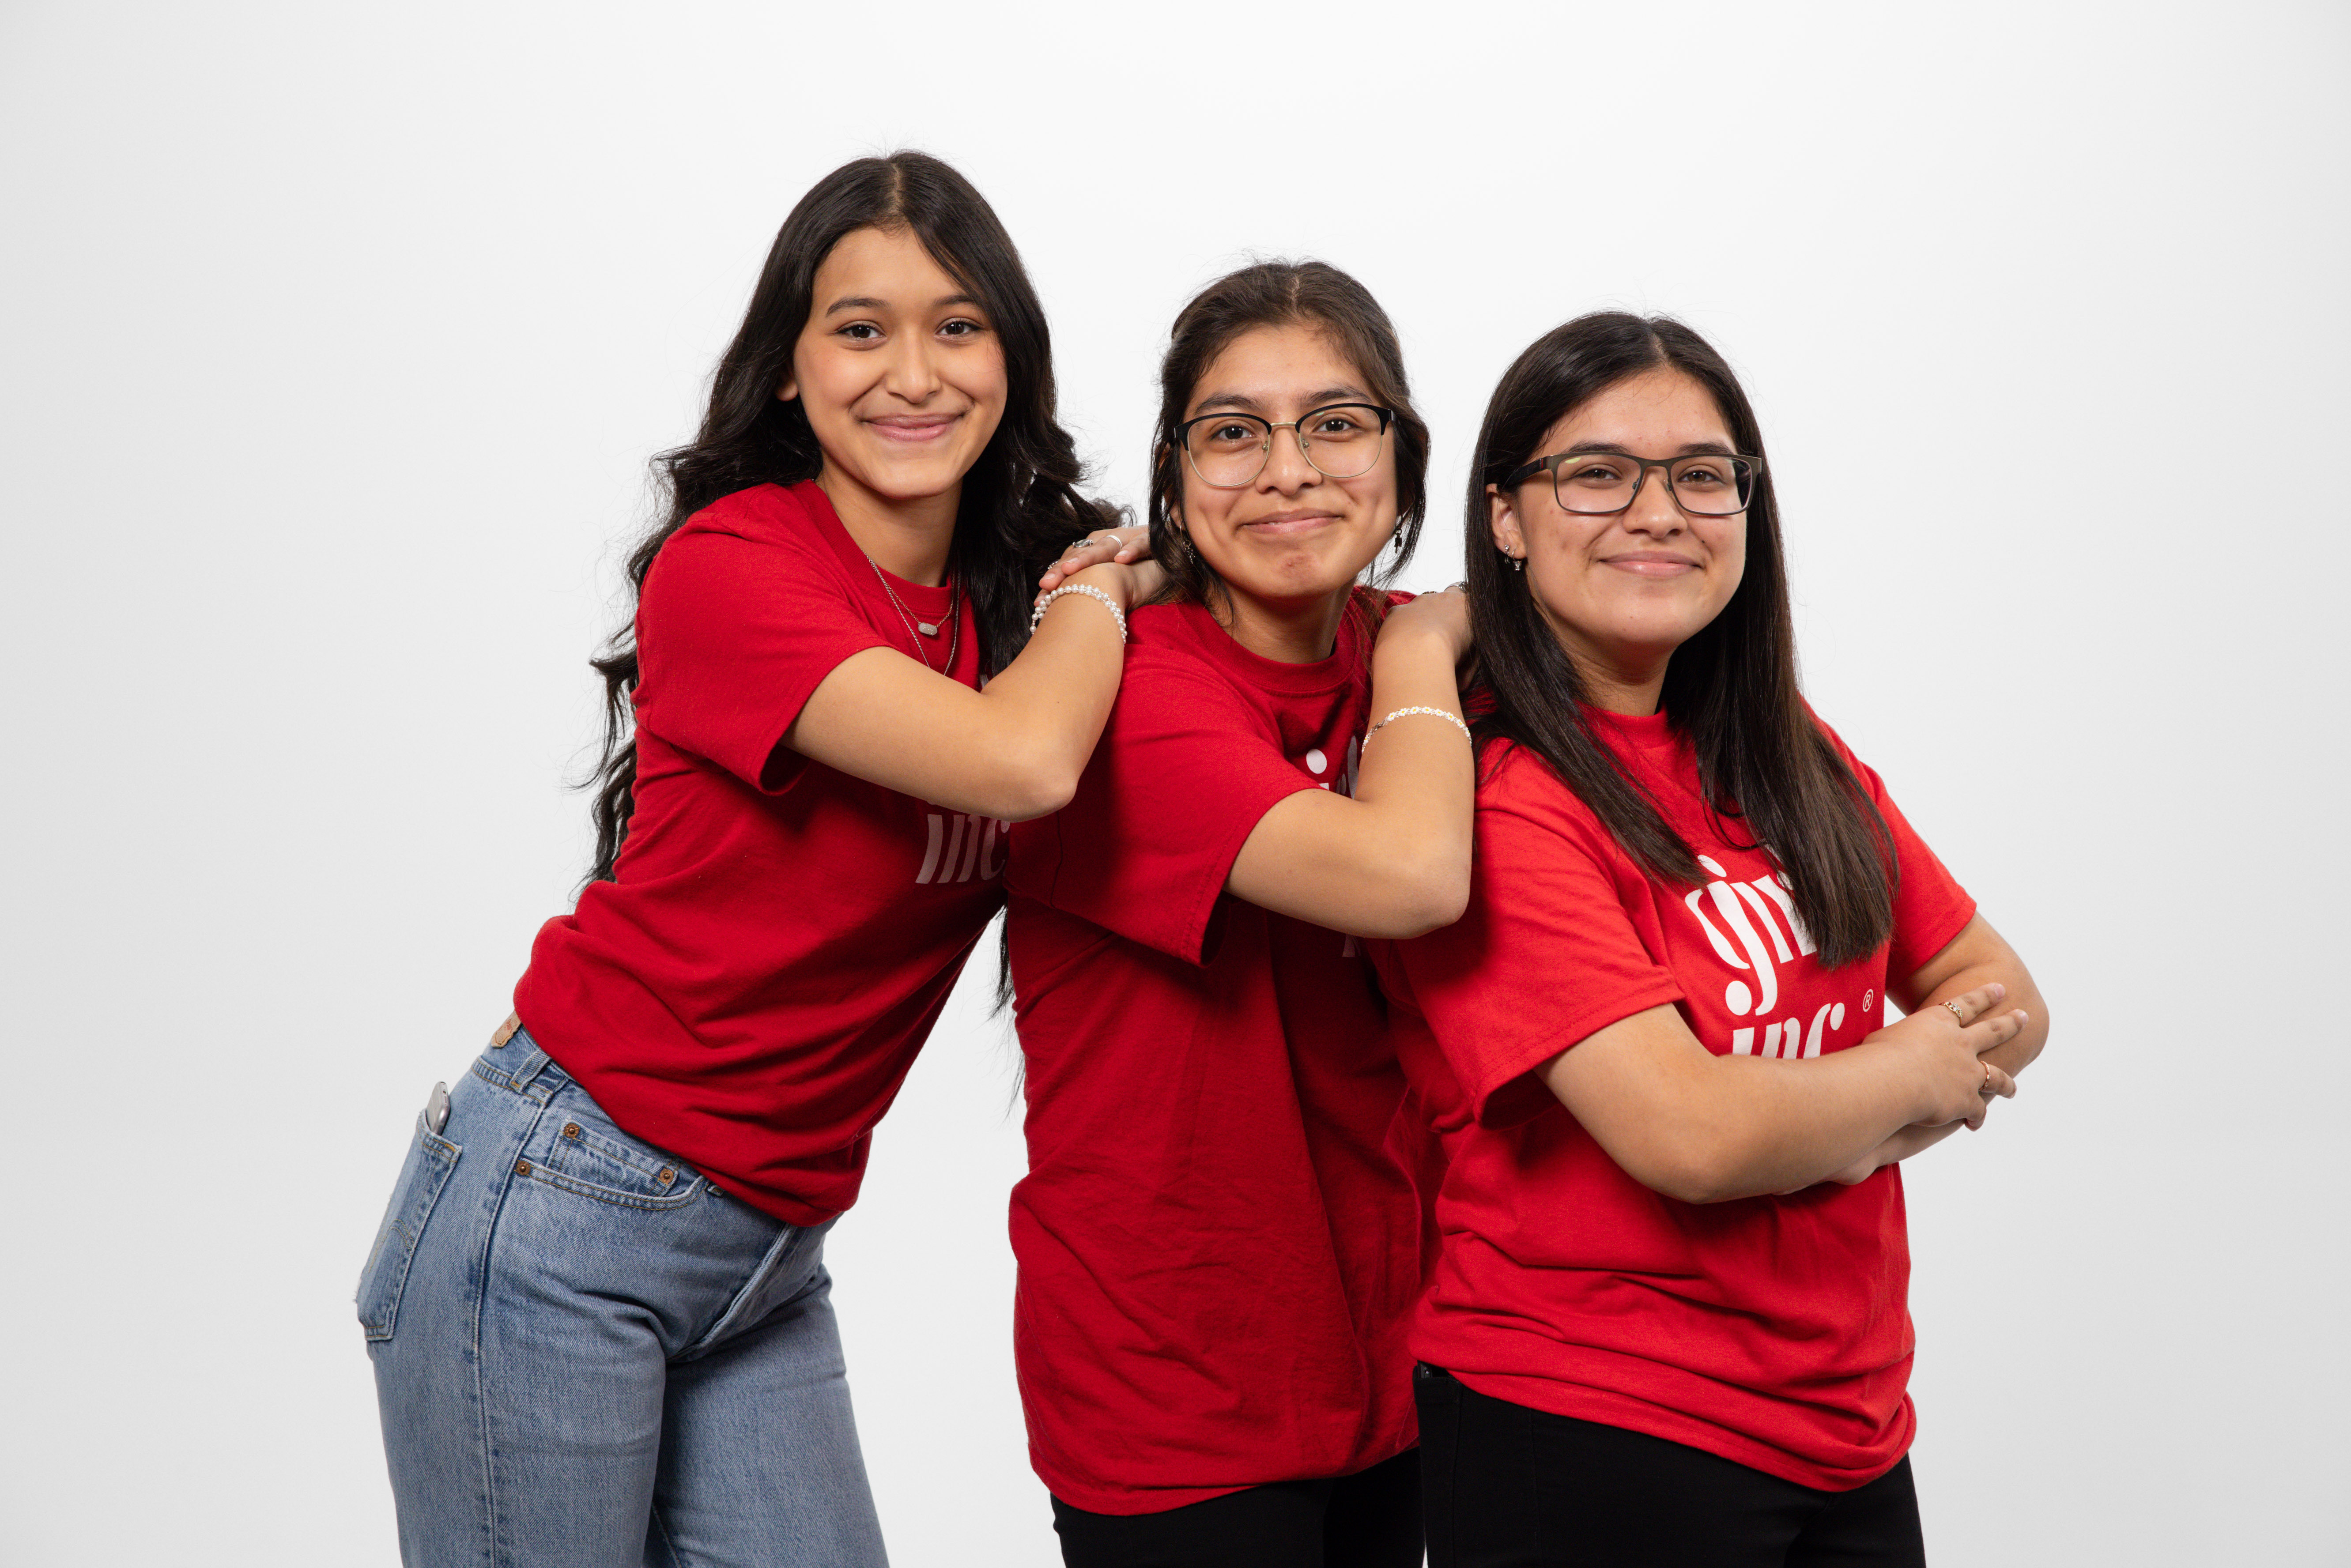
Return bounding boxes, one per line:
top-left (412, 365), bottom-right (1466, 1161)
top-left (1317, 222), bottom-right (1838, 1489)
top-left (1005, 596), bottom-right (1429, 1515)
top-left (1371, 708), bottom-right (1976, 1492)
top-left (515, 481), bottom-right (1006, 1226)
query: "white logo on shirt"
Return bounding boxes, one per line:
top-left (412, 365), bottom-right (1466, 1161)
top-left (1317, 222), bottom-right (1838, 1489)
top-left (1680, 854), bottom-right (1847, 1059)
top-left (1299, 735), bottom-right (1363, 954)
top-left (917, 811), bottom-right (1008, 885)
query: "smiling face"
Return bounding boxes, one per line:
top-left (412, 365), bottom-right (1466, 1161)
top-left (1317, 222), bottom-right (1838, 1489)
top-left (1175, 322), bottom-right (1400, 625)
top-left (779, 224), bottom-right (1008, 520)
top-left (1489, 365), bottom-right (1748, 709)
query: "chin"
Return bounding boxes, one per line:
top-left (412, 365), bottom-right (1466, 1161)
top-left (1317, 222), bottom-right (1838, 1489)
top-left (858, 454), bottom-right (970, 503)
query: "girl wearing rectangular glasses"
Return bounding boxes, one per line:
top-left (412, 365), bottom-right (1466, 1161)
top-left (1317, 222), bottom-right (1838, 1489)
top-left (1005, 260), bottom-right (1476, 1567)
top-left (1374, 313), bottom-right (2049, 1567)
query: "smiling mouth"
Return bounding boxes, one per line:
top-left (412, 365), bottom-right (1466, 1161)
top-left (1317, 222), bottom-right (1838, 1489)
top-left (867, 414), bottom-right (960, 445)
top-left (1602, 552), bottom-right (1700, 577)
top-left (1241, 510), bottom-right (1340, 538)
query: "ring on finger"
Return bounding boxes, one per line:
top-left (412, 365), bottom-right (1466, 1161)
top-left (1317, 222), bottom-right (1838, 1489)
top-left (1981, 1059), bottom-right (1994, 1092)
top-left (1943, 999), bottom-right (1966, 1024)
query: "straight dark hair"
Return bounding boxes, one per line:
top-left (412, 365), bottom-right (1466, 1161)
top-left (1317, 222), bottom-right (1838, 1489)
top-left (584, 151), bottom-right (1115, 882)
top-left (1465, 312), bottom-right (1896, 968)
top-left (1144, 260), bottom-right (1431, 624)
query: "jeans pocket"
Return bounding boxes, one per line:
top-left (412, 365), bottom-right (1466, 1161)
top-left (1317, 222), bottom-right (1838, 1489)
top-left (357, 1113), bottom-right (462, 1342)
top-left (527, 1090), bottom-right (702, 1211)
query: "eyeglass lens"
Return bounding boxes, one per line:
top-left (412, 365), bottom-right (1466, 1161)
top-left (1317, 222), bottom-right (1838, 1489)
top-left (1185, 406), bottom-right (1387, 487)
top-left (1553, 454), bottom-right (1756, 516)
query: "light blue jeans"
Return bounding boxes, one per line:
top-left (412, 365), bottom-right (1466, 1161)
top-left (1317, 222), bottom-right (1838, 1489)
top-left (358, 1026), bottom-right (889, 1567)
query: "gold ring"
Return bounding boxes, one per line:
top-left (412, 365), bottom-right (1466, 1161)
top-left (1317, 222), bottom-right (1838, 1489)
top-left (1943, 1000), bottom-right (1966, 1024)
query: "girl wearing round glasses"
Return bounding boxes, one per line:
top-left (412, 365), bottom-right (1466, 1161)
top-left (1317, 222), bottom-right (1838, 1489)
top-left (357, 152), bottom-right (1156, 1566)
top-left (1004, 261), bottom-right (1475, 1567)
top-left (1372, 313), bottom-right (2049, 1566)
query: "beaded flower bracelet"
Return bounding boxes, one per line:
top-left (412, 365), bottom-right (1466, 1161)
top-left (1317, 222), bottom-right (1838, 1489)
top-left (1030, 583), bottom-right (1128, 641)
top-left (1366, 705), bottom-right (1472, 744)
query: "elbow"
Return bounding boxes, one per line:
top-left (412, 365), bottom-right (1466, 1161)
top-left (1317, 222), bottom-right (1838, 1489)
top-left (1362, 847), bottom-right (1472, 940)
top-left (984, 750), bottom-right (1083, 824)
top-left (1640, 1156), bottom-right (1735, 1206)
top-left (2015, 1001), bottom-right (2051, 1072)
top-left (1619, 1131), bottom-right (1751, 1206)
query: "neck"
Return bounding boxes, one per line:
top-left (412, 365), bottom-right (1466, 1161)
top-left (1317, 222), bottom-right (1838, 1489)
top-left (815, 464), bottom-right (958, 586)
top-left (1219, 584), bottom-right (1351, 664)
top-left (1547, 616), bottom-right (1671, 715)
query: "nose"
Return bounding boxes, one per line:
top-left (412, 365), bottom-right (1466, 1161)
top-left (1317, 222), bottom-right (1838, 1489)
top-left (1622, 463), bottom-right (1686, 536)
top-left (881, 333), bottom-right (942, 404)
top-left (1256, 422), bottom-right (1320, 494)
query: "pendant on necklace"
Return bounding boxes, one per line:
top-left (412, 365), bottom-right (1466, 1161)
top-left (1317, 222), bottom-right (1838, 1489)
top-left (917, 621), bottom-right (940, 637)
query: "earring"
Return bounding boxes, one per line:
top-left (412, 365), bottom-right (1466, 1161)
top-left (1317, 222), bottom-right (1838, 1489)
top-left (1510, 553), bottom-right (1525, 573)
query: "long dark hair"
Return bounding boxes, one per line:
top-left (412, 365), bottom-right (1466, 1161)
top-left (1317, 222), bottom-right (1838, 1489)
top-left (1465, 312), bottom-right (1896, 967)
top-left (1144, 260), bottom-right (1431, 618)
top-left (584, 151), bottom-right (1115, 882)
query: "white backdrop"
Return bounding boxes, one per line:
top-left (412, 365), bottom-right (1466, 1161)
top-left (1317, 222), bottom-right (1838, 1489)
top-left (4, 2), bottom-right (2346, 1563)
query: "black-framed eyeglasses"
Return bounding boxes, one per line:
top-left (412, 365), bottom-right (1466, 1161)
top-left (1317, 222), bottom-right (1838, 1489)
top-left (1177, 403), bottom-right (1395, 489)
top-left (1502, 450), bottom-right (1763, 516)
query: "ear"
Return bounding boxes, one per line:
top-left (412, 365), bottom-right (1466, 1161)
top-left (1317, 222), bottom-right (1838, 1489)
top-left (777, 377), bottom-right (798, 403)
top-left (1486, 483), bottom-right (1524, 562)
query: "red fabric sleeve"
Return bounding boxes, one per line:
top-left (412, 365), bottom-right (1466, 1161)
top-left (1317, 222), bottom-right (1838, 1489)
top-left (1849, 754), bottom-right (1978, 982)
top-left (635, 524), bottom-right (895, 793)
top-left (1396, 754), bottom-right (1686, 1128)
top-left (1010, 650), bottom-right (1321, 965)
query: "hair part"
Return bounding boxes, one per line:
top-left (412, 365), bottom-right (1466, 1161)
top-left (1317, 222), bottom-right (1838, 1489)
top-left (1143, 260), bottom-right (1430, 624)
top-left (582, 151), bottom-right (1115, 884)
top-left (1463, 311), bottom-right (1898, 968)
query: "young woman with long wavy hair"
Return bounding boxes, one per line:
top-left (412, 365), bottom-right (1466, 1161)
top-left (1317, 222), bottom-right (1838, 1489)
top-left (1376, 313), bottom-right (2050, 1567)
top-left (356, 151), bottom-right (1152, 1567)
top-left (1004, 260), bottom-right (1474, 1568)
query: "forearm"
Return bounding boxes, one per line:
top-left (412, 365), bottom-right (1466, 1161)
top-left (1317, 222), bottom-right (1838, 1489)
top-left (1224, 619), bottom-right (1473, 937)
top-left (1652, 1045), bottom-right (1936, 1202)
top-left (959, 575), bottom-right (1130, 813)
top-left (1347, 626), bottom-right (1475, 904)
top-left (785, 565), bottom-right (1131, 821)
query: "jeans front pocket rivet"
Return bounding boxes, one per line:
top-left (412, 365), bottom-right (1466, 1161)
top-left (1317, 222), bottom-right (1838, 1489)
top-left (562, 1123), bottom-right (582, 1139)
top-left (657, 1168), bottom-right (675, 1185)
top-left (515, 1159), bottom-right (532, 1176)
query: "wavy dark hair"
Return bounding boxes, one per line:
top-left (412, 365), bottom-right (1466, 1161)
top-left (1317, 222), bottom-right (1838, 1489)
top-left (1465, 312), bottom-right (1897, 968)
top-left (584, 151), bottom-right (1116, 882)
top-left (1144, 260), bottom-right (1430, 625)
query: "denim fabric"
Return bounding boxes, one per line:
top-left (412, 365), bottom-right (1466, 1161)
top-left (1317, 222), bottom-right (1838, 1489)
top-left (358, 1028), bottom-right (889, 1568)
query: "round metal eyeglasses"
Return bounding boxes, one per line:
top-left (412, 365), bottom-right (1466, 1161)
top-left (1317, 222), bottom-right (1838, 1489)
top-left (1503, 450), bottom-right (1763, 516)
top-left (1177, 403), bottom-right (1395, 489)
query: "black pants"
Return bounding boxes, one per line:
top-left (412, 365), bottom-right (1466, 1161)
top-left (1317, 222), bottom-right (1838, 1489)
top-left (1415, 1366), bottom-right (1925, 1568)
top-left (1051, 1447), bottom-right (1425, 1568)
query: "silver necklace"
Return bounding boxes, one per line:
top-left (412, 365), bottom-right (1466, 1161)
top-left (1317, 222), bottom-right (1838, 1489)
top-left (865, 552), bottom-right (961, 673)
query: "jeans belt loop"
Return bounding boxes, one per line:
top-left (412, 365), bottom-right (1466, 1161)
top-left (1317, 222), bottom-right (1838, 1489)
top-left (503, 1038), bottom-right (553, 1097)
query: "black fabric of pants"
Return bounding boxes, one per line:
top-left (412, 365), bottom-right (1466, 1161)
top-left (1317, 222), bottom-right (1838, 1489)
top-left (1051, 1447), bottom-right (1424, 1568)
top-left (1415, 1365), bottom-right (1925, 1568)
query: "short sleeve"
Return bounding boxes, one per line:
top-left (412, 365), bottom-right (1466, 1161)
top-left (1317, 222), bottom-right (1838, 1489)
top-left (1390, 756), bottom-right (1686, 1128)
top-left (1009, 651), bottom-right (1320, 965)
top-left (1847, 752), bottom-right (1977, 981)
top-left (635, 525), bottom-right (894, 792)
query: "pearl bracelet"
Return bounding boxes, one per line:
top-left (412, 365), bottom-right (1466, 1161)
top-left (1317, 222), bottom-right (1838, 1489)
top-left (1366, 705), bottom-right (1472, 744)
top-left (1030, 583), bottom-right (1128, 642)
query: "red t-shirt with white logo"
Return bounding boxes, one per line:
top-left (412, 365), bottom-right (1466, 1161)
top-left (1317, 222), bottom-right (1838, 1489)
top-left (1005, 596), bottom-right (1430, 1515)
top-left (515, 481), bottom-right (1006, 1226)
top-left (1370, 708), bottom-right (1975, 1492)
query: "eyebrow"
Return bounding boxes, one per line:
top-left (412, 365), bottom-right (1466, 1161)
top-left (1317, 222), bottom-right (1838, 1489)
top-left (1561, 439), bottom-right (1737, 457)
top-left (1190, 384), bottom-right (1374, 417)
top-left (822, 293), bottom-right (983, 317)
